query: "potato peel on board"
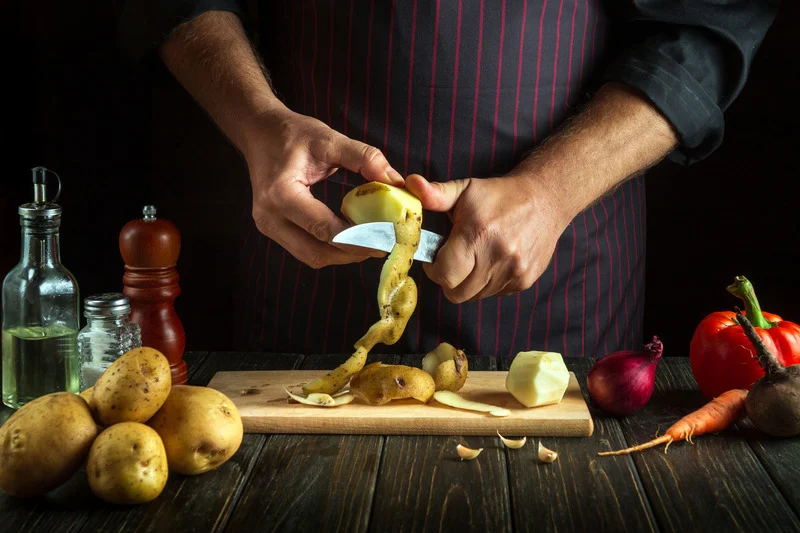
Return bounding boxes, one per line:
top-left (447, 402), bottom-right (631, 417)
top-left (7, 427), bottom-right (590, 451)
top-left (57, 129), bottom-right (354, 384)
top-left (433, 390), bottom-right (511, 417)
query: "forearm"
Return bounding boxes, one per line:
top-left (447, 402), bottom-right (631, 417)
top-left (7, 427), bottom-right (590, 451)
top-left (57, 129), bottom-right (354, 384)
top-left (514, 83), bottom-right (678, 227)
top-left (159, 11), bottom-right (282, 154)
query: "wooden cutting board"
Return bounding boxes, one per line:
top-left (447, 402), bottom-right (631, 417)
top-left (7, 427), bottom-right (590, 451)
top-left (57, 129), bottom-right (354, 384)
top-left (207, 370), bottom-right (593, 437)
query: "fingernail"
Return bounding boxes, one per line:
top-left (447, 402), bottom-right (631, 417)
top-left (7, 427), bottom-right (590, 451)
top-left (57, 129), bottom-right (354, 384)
top-left (386, 167), bottom-right (404, 184)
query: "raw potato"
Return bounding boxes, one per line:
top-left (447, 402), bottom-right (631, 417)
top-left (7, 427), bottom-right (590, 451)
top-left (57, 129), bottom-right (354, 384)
top-left (341, 181), bottom-right (423, 225)
top-left (350, 362), bottom-right (435, 405)
top-left (87, 422), bottom-right (168, 504)
top-left (148, 385), bottom-right (243, 475)
top-left (79, 386), bottom-right (94, 406)
top-left (506, 351), bottom-right (570, 408)
top-left (0, 393), bottom-right (98, 498)
top-left (93, 347), bottom-right (172, 425)
top-left (422, 342), bottom-right (469, 392)
top-left (304, 182), bottom-right (423, 396)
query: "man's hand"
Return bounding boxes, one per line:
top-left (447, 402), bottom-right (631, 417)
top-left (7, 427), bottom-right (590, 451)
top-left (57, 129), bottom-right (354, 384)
top-left (243, 105), bottom-right (403, 268)
top-left (405, 83), bottom-right (678, 302)
top-left (406, 174), bottom-right (569, 303)
top-left (159, 11), bottom-right (403, 269)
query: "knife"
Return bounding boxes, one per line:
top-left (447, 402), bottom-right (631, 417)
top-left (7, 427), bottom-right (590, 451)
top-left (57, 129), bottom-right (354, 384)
top-left (332, 222), bottom-right (445, 263)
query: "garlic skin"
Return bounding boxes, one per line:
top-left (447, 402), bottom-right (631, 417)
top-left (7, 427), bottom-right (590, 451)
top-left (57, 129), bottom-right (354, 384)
top-left (538, 442), bottom-right (558, 463)
top-left (497, 431), bottom-right (527, 449)
top-left (456, 444), bottom-right (484, 461)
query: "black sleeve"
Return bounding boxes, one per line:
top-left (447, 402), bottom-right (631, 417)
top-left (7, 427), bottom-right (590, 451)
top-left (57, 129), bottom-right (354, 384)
top-left (602, 0), bottom-right (779, 165)
top-left (116, 0), bottom-right (246, 65)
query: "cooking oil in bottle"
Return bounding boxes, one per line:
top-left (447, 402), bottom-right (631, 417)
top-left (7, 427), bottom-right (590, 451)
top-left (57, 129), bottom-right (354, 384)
top-left (2, 325), bottom-right (80, 407)
top-left (1, 167), bottom-right (81, 409)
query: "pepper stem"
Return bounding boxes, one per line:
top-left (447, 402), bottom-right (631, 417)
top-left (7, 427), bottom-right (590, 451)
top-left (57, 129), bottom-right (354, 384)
top-left (735, 310), bottom-right (786, 380)
top-left (727, 276), bottom-right (773, 330)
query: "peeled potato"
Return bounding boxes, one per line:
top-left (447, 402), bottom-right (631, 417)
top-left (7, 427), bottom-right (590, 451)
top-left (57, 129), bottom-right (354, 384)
top-left (350, 362), bottom-right (435, 405)
top-left (422, 342), bottom-right (469, 391)
top-left (506, 351), bottom-right (570, 408)
top-left (341, 182), bottom-right (422, 225)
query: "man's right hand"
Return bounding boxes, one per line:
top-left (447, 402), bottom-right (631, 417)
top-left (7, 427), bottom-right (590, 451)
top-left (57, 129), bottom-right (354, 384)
top-left (159, 11), bottom-right (402, 270)
top-left (242, 105), bottom-right (404, 269)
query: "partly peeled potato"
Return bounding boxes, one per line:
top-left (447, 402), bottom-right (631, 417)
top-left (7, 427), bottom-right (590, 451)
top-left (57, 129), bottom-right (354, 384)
top-left (341, 182), bottom-right (422, 225)
top-left (422, 342), bottom-right (469, 392)
top-left (350, 362), bottom-right (435, 405)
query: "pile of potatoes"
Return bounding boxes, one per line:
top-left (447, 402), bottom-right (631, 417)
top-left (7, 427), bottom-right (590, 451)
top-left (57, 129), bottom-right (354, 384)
top-left (0, 347), bottom-right (243, 504)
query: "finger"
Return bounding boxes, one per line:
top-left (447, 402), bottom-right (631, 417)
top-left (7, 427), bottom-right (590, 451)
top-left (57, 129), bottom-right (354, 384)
top-left (471, 275), bottom-right (514, 302)
top-left (443, 260), bottom-right (492, 304)
top-left (266, 218), bottom-right (372, 268)
top-left (423, 230), bottom-right (475, 294)
top-left (279, 181), bottom-right (351, 243)
top-left (405, 174), bottom-right (471, 212)
top-left (319, 133), bottom-right (404, 185)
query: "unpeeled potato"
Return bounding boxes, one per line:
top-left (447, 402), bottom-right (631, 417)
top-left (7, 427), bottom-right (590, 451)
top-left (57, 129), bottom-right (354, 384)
top-left (148, 385), bottom-right (243, 475)
top-left (350, 362), bottom-right (435, 405)
top-left (0, 393), bottom-right (98, 498)
top-left (93, 347), bottom-right (172, 425)
top-left (87, 422), bottom-right (168, 504)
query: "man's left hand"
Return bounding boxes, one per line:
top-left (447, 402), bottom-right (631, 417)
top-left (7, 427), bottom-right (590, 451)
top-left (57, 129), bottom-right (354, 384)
top-left (405, 173), bottom-right (571, 303)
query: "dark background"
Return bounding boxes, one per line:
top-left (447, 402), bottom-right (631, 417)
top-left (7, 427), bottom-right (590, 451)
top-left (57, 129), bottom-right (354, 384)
top-left (1, 2), bottom-right (798, 357)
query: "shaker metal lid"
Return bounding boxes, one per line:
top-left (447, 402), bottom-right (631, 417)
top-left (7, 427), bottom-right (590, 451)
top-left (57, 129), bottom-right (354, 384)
top-left (84, 293), bottom-right (131, 315)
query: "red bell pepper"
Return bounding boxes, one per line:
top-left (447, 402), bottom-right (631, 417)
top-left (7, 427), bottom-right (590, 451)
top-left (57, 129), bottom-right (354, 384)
top-left (690, 276), bottom-right (800, 399)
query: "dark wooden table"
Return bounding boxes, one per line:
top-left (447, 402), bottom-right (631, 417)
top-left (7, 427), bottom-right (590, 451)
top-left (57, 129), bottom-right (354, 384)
top-left (2, 352), bottom-right (800, 533)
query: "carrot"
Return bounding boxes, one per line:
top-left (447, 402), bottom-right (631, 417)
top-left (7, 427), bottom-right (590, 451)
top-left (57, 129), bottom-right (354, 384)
top-left (598, 388), bottom-right (747, 456)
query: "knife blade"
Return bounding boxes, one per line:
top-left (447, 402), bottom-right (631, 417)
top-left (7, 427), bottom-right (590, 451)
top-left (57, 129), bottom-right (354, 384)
top-left (331, 222), bottom-right (445, 263)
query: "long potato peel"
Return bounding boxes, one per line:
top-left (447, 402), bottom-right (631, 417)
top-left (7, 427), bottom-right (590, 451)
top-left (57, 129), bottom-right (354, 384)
top-left (433, 391), bottom-right (511, 417)
top-left (303, 182), bottom-right (423, 396)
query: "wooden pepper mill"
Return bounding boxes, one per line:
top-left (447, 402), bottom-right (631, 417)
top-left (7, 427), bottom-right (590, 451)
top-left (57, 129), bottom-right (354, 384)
top-left (119, 205), bottom-right (187, 384)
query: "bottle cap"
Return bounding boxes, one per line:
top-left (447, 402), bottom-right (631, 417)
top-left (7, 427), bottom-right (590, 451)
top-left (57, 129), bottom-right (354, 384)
top-left (84, 293), bottom-right (131, 317)
top-left (19, 167), bottom-right (63, 220)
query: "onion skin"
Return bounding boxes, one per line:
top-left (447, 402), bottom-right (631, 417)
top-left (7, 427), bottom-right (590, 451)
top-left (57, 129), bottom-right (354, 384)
top-left (587, 337), bottom-right (664, 417)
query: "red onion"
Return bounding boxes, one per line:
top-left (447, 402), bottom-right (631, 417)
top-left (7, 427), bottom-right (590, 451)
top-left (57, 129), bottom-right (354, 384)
top-left (587, 337), bottom-right (664, 416)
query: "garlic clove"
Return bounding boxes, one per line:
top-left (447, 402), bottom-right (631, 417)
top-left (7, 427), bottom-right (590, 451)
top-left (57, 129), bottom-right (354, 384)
top-left (538, 441), bottom-right (558, 463)
top-left (284, 388), bottom-right (336, 406)
top-left (497, 431), bottom-right (527, 449)
top-left (456, 444), bottom-right (483, 461)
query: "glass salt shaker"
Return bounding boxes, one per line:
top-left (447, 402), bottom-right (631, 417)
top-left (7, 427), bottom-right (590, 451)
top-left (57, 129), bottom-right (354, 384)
top-left (77, 293), bottom-right (141, 389)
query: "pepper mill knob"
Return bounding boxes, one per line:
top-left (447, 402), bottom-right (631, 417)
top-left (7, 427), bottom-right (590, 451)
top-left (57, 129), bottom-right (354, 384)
top-left (120, 205), bottom-right (181, 267)
top-left (120, 205), bottom-right (187, 384)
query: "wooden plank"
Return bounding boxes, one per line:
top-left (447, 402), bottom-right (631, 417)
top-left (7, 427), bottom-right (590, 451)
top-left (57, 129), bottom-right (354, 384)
top-left (207, 370), bottom-right (592, 436)
top-left (504, 358), bottom-right (657, 533)
top-left (225, 354), bottom-right (399, 533)
top-left (368, 354), bottom-right (512, 533)
top-left (741, 419), bottom-right (800, 517)
top-left (612, 358), bottom-right (800, 532)
top-left (78, 352), bottom-right (303, 533)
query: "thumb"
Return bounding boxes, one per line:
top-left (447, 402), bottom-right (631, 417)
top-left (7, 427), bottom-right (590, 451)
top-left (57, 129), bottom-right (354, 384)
top-left (324, 133), bottom-right (404, 186)
top-left (405, 174), bottom-right (471, 212)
